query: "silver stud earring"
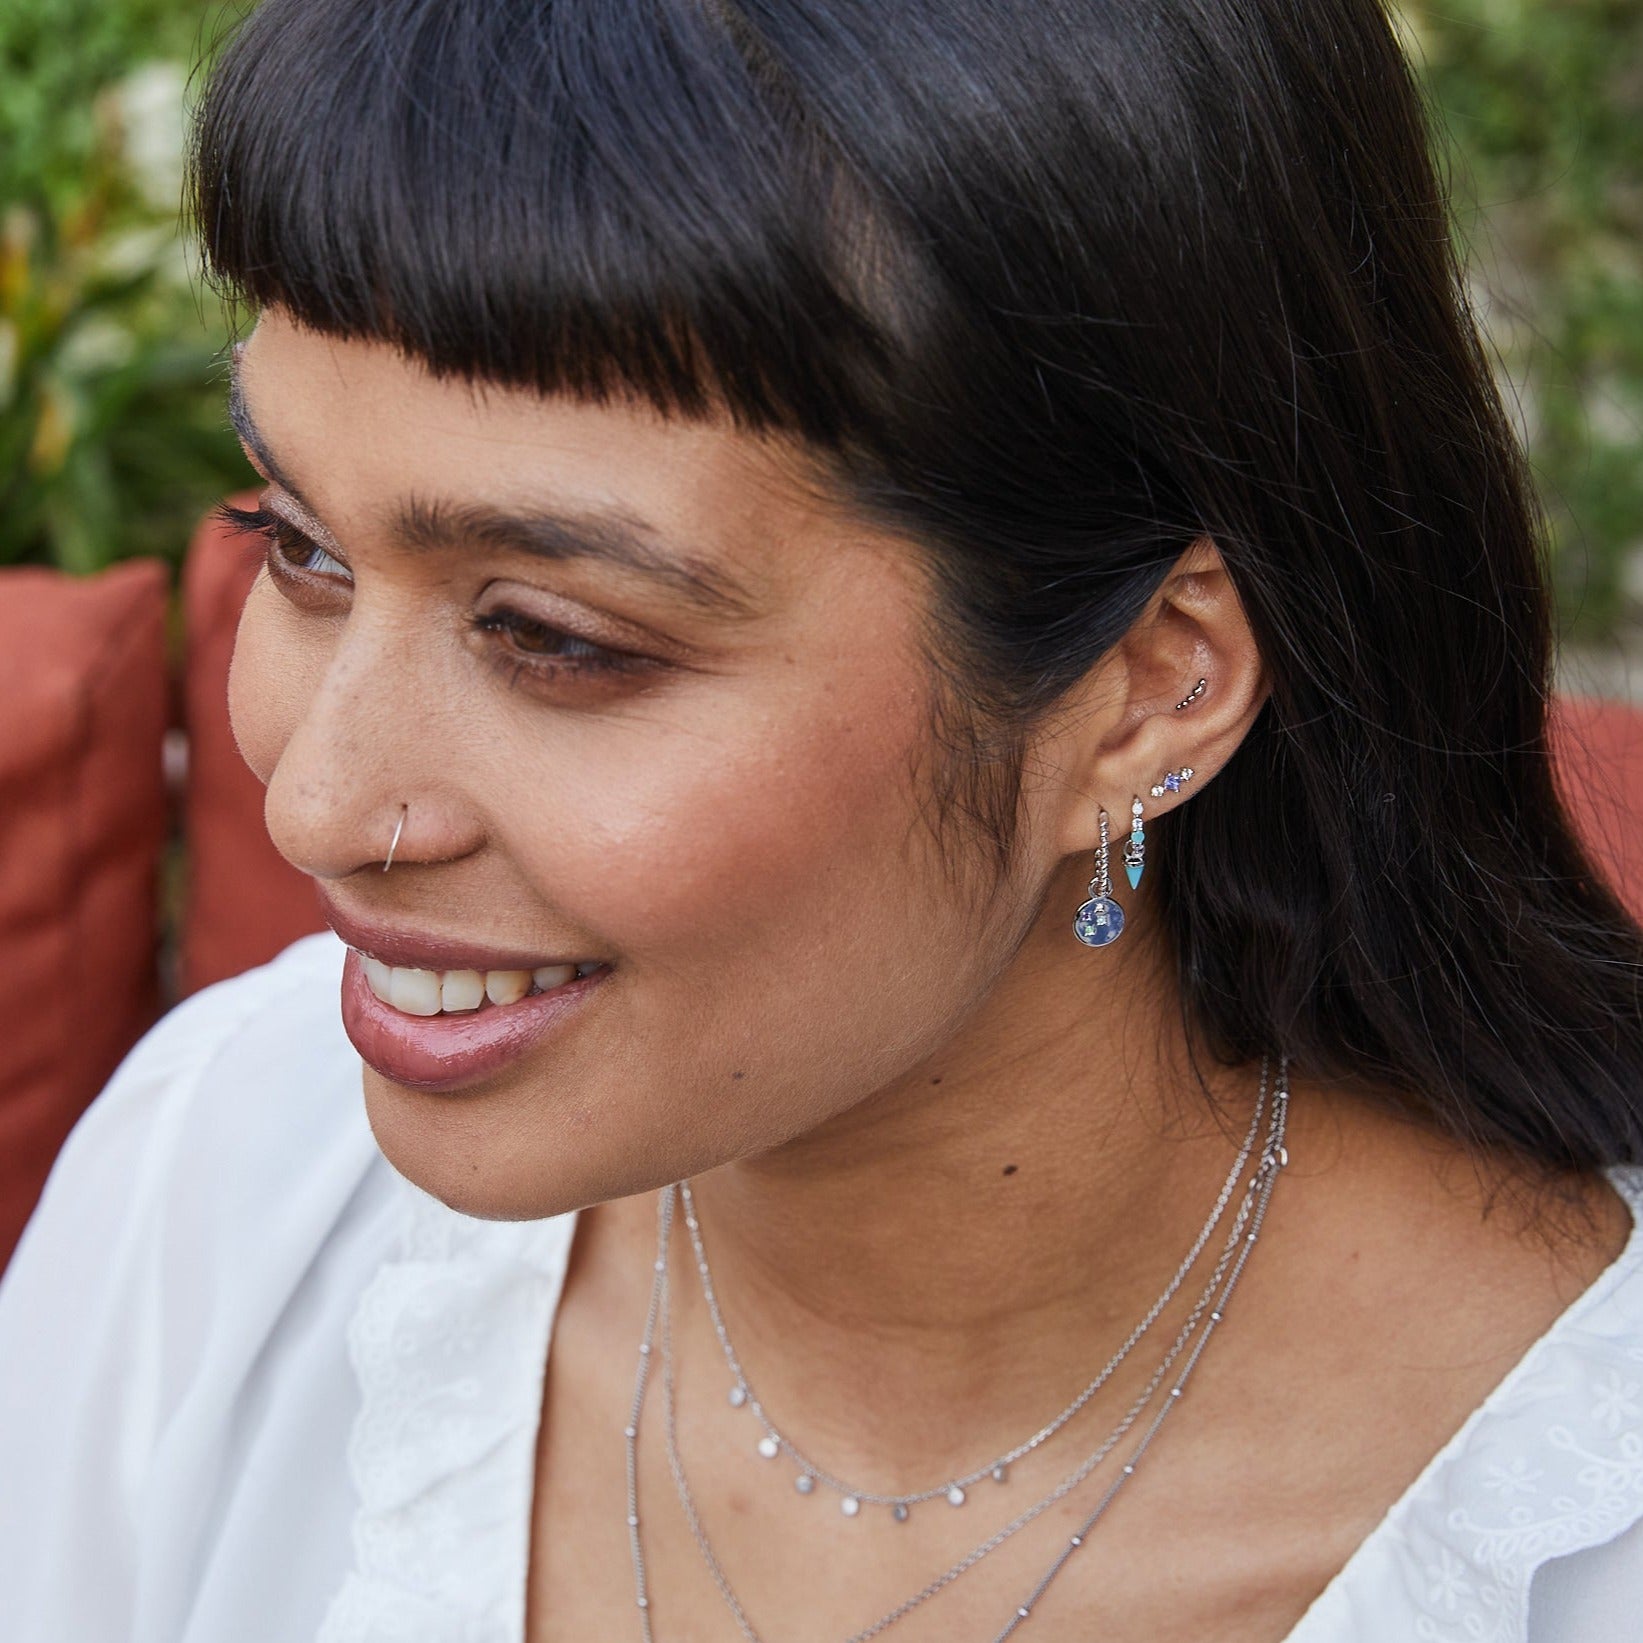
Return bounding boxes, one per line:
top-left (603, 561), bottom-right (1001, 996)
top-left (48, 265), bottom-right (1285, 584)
top-left (1174, 678), bottom-right (1207, 711)
top-left (382, 804), bottom-right (408, 873)
top-left (1073, 808), bottom-right (1126, 947)
top-left (1148, 766), bottom-right (1194, 800)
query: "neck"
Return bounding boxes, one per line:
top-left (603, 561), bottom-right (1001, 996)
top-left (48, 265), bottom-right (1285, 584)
top-left (673, 882), bottom-right (1281, 1485)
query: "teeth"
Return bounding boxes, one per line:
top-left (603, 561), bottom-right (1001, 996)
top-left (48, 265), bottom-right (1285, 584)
top-left (358, 952), bottom-right (596, 1015)
top-left (440, 970), bottom-right (485, 1013)
top-left (388, 967), bottom-right (442, 1017)
top-left (485, 970), bottom-right (532, 1006)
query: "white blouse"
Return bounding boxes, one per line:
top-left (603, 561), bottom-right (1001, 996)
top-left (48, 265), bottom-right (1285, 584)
top-left (2, 930), bottom-right (1641, 1642)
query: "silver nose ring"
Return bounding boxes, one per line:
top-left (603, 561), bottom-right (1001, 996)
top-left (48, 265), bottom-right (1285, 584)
top-left (382, 804), bottom-right (408, 873)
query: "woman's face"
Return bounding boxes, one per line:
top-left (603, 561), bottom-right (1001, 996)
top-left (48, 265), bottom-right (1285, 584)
top-left (229, 308), bottom-right (1071, 1217)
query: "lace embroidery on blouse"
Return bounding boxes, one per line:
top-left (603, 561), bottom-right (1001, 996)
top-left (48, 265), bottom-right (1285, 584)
top-left (317, 1179), bottom-right (575, 1642)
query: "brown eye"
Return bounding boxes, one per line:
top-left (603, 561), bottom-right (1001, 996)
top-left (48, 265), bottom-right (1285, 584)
top-left (211, 501), bottom-right (350, 579)
top-left (474, 608), bottom-right (640, 674)
top-left (270, 520), bottom-right (347, 577)
top-left (213, 499), bottom-right (650, 684)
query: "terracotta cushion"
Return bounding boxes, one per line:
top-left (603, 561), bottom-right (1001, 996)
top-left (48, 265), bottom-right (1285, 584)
top-left (0, 559), bottom-right (169, 1266)
top-left (178, 490), bottom-right (326, 996)
top-left (1551, 693), bottom-right (1643, 923)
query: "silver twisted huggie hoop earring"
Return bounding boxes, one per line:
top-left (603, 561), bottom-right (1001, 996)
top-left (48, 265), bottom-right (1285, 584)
top-left (1073, 808), bottom-right (1126, 948)
top-left (382, 804), bottom-right (408, 874)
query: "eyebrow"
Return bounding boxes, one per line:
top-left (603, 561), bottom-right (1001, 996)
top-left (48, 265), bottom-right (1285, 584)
top-left (225, 356), bottom-right (761, 620)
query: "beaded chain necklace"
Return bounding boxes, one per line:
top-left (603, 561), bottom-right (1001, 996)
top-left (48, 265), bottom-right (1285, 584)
top-left (623, 1055), bottom-right (1291, 1639)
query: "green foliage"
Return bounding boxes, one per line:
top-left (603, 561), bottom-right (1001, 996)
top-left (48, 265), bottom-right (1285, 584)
top-left (1398, 0), bottom-right (1643, 636)
top-left (0, 0), bottom-right (251, 577)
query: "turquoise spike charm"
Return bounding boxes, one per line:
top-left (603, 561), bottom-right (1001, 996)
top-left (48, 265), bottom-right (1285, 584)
top-left (1123, 797), bottom-right (1145, 890)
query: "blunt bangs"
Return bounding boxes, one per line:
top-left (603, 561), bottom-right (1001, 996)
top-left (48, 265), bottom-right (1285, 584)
top-left (187, 0), bottom-right (915, 445)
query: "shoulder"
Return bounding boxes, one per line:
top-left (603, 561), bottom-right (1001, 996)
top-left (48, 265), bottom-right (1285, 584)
top-left (0, 927), bottom-right (391, 1468)
top-left (0, 931), bottom-right (401, 1638)
top-left (14, 924), bottom-right (390, 1311)
top-left (0, 921), bottom-right (386, 1339)
top-left (8, 928), bottom-right (370, 1265)
top-left (75, 925), bottom-right (354, 1135)
top-left (1291, 1164), bottom-right (1643, 1643)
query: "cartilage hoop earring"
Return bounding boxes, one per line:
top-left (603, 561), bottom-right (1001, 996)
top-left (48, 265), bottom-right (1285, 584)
top-left (382, 804), bottom-right (407, 873)
top-left (1073, 808), bottom-right (1126, 947)
top-left (1174, 678), bottom-right (1207, 712)
top-left (1149, 766), bottom-right (1195, 799)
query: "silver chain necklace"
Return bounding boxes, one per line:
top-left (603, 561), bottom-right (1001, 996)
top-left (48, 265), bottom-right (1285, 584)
top-left (663, 1088), bottom-right (1284, 1641)
top-left (625, 1057), bottom-right (1291, 1641)
top-left (677, 1057), bottom-right (1271, 1524)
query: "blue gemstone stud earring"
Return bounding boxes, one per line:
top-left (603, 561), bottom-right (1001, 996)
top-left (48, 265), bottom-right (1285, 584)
top-left (1074, 808), bottom-right (1126, 947)
top-left (1149, 765), bottom-right (1195, 799)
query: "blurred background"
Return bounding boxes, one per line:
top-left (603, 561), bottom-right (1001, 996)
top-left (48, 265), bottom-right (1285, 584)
top-left (2, 0), bottom-right (1641, 677)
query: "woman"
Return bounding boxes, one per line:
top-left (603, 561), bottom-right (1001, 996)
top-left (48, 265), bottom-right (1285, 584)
top-left (2, 0), bottom-right (1640, 1638)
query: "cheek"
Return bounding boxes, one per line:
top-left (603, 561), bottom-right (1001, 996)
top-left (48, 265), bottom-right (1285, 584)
top-left (514, 663), bottom-right (932, 967)
top-left (629, 732), bottom-right (898, 950)
top-left (503, 657), bottom-right (985, 1116)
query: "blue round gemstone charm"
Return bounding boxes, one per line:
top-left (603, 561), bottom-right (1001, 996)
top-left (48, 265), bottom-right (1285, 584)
top-left (1074, 895), bottom-right (1125, 947)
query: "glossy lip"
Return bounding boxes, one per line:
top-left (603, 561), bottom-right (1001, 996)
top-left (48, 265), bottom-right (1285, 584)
top-left (317, 888), bottom-right (599, 973)
top-left (340, 946), bottom-right (607, 1093)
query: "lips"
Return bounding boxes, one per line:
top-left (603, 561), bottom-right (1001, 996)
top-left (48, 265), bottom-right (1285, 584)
top-left (339, 945), bottom-right (607, 1092)
top-left (317, 890), bottom-right (595, 974)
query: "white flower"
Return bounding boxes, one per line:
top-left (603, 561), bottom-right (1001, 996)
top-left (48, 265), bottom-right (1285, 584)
top-left (1480, 1456), bottom-right (1543, 1499)
top-left (1591, 1370), bottom-right (1641, 1435)
top-left (1425, 1547), bottom-right (1472, 1612)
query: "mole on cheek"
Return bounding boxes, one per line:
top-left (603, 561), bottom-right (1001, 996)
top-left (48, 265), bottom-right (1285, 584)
top-left (1002, 1164), bottom-right (1019, 1177)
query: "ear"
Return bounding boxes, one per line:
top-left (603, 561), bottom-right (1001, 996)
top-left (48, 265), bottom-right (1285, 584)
top-left (1045, 536), bottom-right (1268, 859)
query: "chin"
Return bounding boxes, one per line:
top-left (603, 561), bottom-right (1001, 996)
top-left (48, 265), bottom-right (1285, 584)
top-left (360, 1070), bottom-right (575, 1221)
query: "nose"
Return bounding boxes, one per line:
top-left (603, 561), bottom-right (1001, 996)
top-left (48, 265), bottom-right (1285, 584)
top-left (255, 626), bottom-right (485, 881)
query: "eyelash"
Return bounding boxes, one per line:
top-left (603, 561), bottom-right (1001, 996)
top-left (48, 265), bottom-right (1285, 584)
top-left (211, 501), bottom-right (649, 683)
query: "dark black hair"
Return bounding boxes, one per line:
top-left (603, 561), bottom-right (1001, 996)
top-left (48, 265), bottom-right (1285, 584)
top-left (187, 0), bottom-right (1643, 1173)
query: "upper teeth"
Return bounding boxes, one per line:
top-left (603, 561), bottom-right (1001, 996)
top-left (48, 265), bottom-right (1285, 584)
top-left (358, 954), bottom-right (597, 1016)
